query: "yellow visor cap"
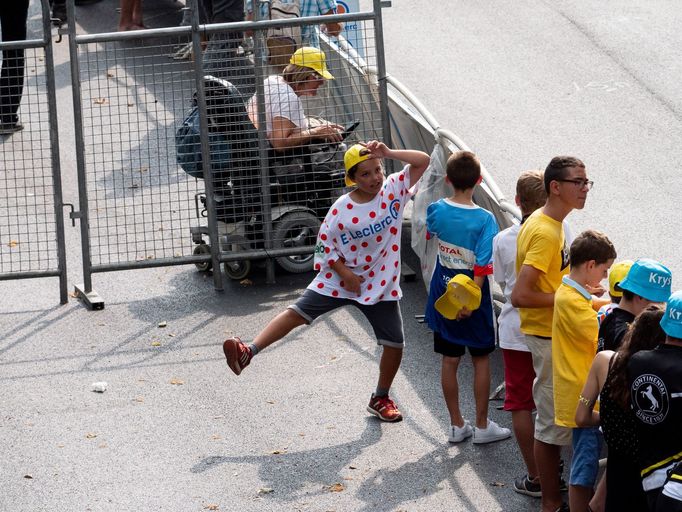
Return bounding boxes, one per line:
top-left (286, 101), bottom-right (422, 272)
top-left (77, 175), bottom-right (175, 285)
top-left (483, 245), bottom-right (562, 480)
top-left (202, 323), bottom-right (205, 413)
top-left (608, 260), bottom-right (634, 297)
top-left (343, 143), bottom-right (372, 187)
top-left (289, 46), bottom-right (334, 80)
top-left (434, 274), bottom-right (482, 320)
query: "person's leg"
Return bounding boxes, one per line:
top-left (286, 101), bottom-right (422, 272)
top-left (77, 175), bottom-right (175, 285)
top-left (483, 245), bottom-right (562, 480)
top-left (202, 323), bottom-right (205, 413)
top-left (441, 354), bottom-right (464, 426)
top-left (535, 440), bottom-right (563, 512)
top-left (513, 410), bottom-right (538, 474)
top-left (0, 0), bottom-right (29, 128)
top-left (471, 354), bottom-right (491, 429)
top-left (569, 427), bottom-right (601, 512)
top-left (252, 308), bottom-right (308, 350)
top-left (503, 348), bottom-right (539, 491)
top-left (363, 300), bottom-right (405, 422)
top-left (589, 470), bottom-right (606, 512)
top-left (131, 0), bottom-right (145, 28)
top-left (376, 345), bottom-right (402, 391)
top-left (223, 289), bottom-right (343, 375)
top-left (525, 334), bottom-right (570, 511)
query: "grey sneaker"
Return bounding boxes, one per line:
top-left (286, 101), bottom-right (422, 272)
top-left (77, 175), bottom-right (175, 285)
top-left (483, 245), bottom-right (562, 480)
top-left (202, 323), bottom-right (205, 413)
top-left (448, 420), bottom-right (473, 443)
top-left (513, 474), bottom-right (541, 497)
top-left (472, 419), bottom-right (511, 444)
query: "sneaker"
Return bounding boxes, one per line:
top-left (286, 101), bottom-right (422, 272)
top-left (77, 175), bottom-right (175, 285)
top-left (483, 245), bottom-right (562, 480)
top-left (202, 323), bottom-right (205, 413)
top-left (222, 337), bottom-right (252, 375)
top-left (448, 420), bottom-right (473, 443)
top-left (472, 419), bottom-right (512, 444)
top-left (513, 474), bottom-right (542, 498)
top-left (367, 395), bottom-right (403, 422)
top-left (0, 122), bottom-right (23, 135)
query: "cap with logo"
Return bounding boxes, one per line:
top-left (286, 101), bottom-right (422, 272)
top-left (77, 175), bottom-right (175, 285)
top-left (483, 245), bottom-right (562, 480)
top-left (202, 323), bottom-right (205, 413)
top-left (289, 47), bottom-right (334, 80)
top-left (343, 144), bottom-right (372, 187)
top-left (660, 290), bottom-right (682, 338)
top-left (618, 258), bottom-right (672, 303)
top-left (434, 274), bottom-right (482, 320)
top-left (608, 260), bottom-right (634, 297)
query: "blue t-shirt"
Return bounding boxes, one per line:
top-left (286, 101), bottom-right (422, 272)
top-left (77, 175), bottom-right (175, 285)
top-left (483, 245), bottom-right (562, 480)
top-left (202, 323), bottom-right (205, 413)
top-left (424, 199), bottom-right (498, 348)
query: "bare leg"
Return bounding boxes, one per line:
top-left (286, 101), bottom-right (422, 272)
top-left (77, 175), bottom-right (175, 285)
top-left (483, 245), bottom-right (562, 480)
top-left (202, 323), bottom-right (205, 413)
top-left (441, 356), bottom-right (464, 427)
top-left (131, 0), bottom-right (144, 28)
top-left (535, 440), bottom-right (563, 512)
top-left (376, 345), bottom-right (403, 391)
top-left (589, 470), bottom-right (607, 512)
top-left (569, 484), bottom-right (593, 512)
top-left (471, 354), bottom-right (491, 429)
top-left (119, 0), bottom-right (145, 31)
top-left (252, 308), bottom-right (308, 351)
top-left (512, 410), bottom-right (538, 477)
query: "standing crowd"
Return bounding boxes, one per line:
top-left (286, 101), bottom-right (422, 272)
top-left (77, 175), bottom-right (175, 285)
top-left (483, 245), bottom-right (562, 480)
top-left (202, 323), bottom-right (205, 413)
top-left (223, 146), bottom-right (682, 512)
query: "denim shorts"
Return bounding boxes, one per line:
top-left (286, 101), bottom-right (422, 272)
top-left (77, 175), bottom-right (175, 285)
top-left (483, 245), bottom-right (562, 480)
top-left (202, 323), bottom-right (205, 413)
top-left (570, 426), bottom-right (602, 487)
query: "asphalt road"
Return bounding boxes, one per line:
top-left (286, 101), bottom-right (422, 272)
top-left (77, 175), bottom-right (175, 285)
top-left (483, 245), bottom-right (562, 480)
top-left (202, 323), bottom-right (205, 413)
top-left (3, 1), bottom-right (679, 511)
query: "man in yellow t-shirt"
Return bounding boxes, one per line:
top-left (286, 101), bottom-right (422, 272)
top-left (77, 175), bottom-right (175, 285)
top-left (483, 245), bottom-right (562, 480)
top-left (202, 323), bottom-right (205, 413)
top-left (511, 156), bottom-right (592, 512)
top-left (552, 230), bottom-right (615, 512)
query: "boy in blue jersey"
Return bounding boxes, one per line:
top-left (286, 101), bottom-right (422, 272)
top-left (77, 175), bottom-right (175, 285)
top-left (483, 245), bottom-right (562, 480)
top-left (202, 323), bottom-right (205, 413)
top-left (425, 151), bottom-right (512, 444)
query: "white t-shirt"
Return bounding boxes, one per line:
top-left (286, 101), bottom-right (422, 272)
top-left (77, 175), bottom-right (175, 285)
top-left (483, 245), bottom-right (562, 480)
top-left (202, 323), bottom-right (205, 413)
top-left (247, 75), bottom-right (307, 139)
top-left (493, 224), bottom-right (527, 351)
top-left (308, 166), bottom-right (413, 304)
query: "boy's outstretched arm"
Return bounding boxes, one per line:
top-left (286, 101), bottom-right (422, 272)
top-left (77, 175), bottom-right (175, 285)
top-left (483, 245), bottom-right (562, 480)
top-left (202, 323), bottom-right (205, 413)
top-left (362, 141), bottom-right (430, 185)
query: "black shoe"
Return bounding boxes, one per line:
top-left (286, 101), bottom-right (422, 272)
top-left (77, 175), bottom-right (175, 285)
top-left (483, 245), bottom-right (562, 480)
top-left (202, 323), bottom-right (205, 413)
top-left (513, 474), bottom-right (541, 498)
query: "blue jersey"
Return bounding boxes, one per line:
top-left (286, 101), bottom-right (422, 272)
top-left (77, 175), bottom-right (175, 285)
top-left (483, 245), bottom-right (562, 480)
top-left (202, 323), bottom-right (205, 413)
top-left (424, 199), bottom-right (498, 348)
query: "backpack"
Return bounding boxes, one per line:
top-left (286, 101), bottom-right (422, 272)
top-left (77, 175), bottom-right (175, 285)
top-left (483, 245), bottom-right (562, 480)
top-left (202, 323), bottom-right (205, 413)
top-left (266, 0), bottom-right (301, 67)
top-left (175, 106), bottom-right (232, 179)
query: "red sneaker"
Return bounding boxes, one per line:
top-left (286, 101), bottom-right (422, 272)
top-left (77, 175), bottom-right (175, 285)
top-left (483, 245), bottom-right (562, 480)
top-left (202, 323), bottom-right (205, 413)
top-left (222, 337), bottom-right (252, 375)
top-left (367, 395), bottom-right (403, 422)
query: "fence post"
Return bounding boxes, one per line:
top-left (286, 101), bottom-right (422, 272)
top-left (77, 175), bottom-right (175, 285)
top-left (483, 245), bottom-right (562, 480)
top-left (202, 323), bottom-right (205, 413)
top-left (190, 0), bottom-right (224, 292)
top-left (372, 0), bottom-right (392, 170)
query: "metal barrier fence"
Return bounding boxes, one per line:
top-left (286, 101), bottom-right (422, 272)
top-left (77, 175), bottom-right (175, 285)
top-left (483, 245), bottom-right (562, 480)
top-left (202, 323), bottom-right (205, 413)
top-left (0, 0), bottom-right (68, 304)
top-left (67, 0), bottom-right (388, 308)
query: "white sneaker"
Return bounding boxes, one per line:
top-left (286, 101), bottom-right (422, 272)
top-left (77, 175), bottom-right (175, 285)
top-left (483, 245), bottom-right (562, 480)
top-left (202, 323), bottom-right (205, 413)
top-left (448, 420), bottom-right (473, 443)
top-left (473, 419), bottom-right (511, 444)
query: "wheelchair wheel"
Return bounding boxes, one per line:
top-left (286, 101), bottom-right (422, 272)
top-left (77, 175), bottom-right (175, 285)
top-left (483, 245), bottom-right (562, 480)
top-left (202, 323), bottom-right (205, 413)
top-left (221, 236), bottom-right (252, 280)
top-left (193, 243), bottom-right (212, 272)
top-left (273, 211), bottom-right (321, 274)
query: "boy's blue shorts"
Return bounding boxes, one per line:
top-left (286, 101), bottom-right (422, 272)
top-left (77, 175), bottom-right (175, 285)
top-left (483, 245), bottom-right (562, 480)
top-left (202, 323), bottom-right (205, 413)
top-left (569, 427), bottom-right (602, 487)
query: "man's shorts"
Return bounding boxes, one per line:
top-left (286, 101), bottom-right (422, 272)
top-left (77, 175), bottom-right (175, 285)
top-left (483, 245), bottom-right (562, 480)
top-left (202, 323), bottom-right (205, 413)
top-left (570, 427), bottom-right (602, 487)
top-left (524, 334), bottom-right (571, 446)
top-left (289, 289), bottom-right (405, 348)
top-left (433, 331), bottom-right (495, 358)
top-left (502, 348), bottom-right (536, 411)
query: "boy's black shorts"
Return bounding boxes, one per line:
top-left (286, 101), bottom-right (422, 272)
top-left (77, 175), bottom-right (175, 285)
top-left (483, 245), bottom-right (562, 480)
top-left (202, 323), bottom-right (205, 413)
top-left (433, 331), bottom-right (495, 358)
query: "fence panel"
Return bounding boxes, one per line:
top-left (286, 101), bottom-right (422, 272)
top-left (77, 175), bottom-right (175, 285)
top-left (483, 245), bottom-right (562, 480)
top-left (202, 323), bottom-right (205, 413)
top-left (68, 2), bottom-right (388, 304)
top-left (0, 0), bottom-right (68, 304)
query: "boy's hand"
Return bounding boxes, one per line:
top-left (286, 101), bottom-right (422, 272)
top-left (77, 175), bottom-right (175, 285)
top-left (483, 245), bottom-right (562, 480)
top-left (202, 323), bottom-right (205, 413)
top-left (456, 307), bottom-right (472, 321)
top-left (341, 271), bottom-right (365, 295)
top-left (585, 283), bottom-right (606, 297)
top-left (361, 140), bottom-right (391, 159)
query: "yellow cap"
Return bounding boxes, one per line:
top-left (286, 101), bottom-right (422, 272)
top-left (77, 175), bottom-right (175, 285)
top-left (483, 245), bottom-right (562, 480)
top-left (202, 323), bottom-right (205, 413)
top-left (343, 143), bottom-right (372, 187)
top-left (289, 47), bottom-right (334, 80)
top-left (609, 260), bottom-right (634, 297)
top-left (434, 274), bottom-right (482, 320)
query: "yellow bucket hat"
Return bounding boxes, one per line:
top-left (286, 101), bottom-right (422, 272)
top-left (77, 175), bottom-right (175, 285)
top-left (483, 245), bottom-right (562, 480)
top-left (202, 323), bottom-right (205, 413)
top-left (434, 274), bottom-right (482, 320)
top-left (608, 260), bottom-right (634, 297)
top-left (289, 47), bottom-right (334, 80)
top-left (343, 143), bottom-right (372, 187)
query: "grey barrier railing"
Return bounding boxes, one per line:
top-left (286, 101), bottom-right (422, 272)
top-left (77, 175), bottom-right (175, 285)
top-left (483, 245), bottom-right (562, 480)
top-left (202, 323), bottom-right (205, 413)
top-left (0, 0), bottom-right (68, 304)
top-left (66, 0), bottom-right (390, 309)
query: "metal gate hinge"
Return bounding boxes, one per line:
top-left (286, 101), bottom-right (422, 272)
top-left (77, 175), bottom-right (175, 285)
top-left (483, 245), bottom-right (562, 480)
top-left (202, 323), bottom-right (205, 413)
top-left (63, 203), bottom-right (82, 227)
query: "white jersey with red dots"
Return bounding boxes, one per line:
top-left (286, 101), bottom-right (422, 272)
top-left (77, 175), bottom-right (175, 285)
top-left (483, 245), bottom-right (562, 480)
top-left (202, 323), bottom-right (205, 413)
top-left (308, 165), bottom-right (413, 305)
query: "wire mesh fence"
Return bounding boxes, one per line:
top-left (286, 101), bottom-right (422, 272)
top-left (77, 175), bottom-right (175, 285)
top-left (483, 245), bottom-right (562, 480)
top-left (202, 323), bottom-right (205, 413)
top-left (0, 1), bottom-right (67, 303)
top-left (74, 7), bottom-right (386, 284)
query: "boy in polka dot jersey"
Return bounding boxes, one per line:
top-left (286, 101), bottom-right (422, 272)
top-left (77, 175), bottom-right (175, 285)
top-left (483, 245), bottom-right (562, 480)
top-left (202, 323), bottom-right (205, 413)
top-left (223, 141), bottom-right (430, 422)
top-left (424, 151), bottom-right (511, 445)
